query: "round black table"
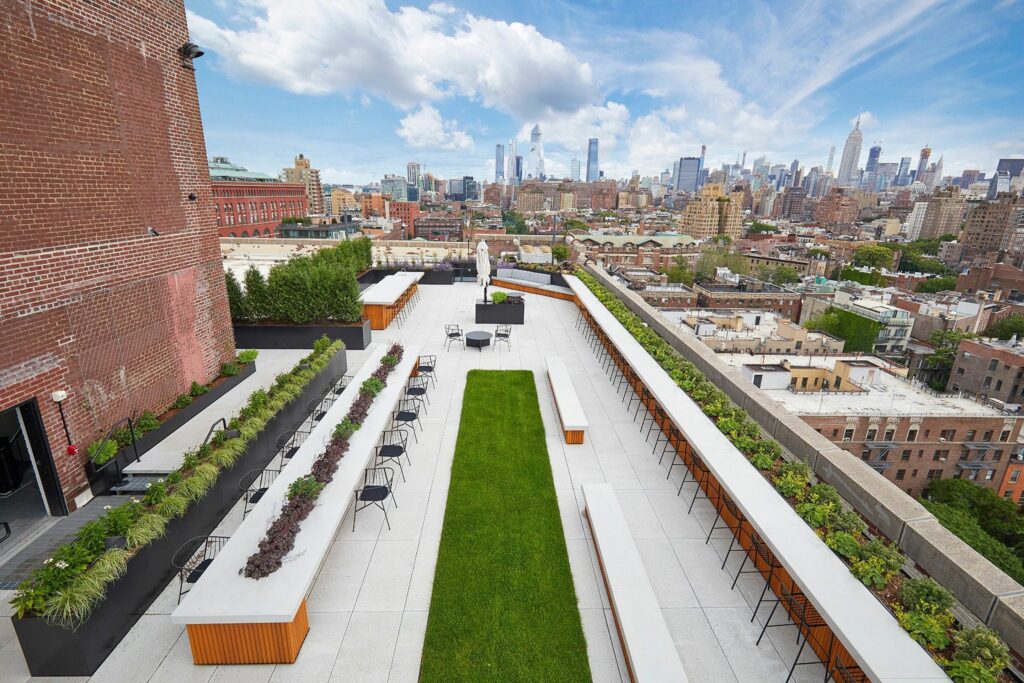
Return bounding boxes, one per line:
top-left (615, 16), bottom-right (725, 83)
top-left (465, 331), bottom-right (492, 351)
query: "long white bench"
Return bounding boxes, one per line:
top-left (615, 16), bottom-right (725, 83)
top-left (583, 483), bottom-right (688, 682)
top-left (546, 357), bottom-right (588, 444)
top-left (493, 268), bottom-right (574, 300)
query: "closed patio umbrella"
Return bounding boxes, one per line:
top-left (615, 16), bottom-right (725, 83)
top-left (476, 240), bottom-right (491, 302)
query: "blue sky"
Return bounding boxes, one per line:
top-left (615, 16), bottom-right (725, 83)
top-left (186, 0), bottom-right (1024, 185)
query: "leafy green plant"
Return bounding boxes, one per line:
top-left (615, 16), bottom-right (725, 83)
top-left (850, 539), bottom-right (903, 589)
top-left (220, 362), bottom-right (240, 377)
top-left (189, 381), bottom-right (209, 398)
top-left (125, 513), bottom-right (167, 549)
top-left (87, 439), bottom-right (119, 465)
top-left (171, 394), bottom-right (192, 410)
top-left (381, 353), bottom-right (398, 367)
top-left (236, 349), bottom-right (259, 364)
top-left (825, 531), bottom-right (863, 560)
top-left (945, 659), bottom-right (998, 683)
top-left (361, 377), bottom-right (385, 397)
top-left (896, 607), bottom-right (952, 650)
top-left (491, 291), bottom-right (509, 304)
top-left (334, 418), bottom-right (360, 441)
top-left (288, 475), bottom-right (325, 502)
top-left (796, 500), bottom-right (835, 528)
top-left (899, 578), bottom-right (955, 616)
top-left (827, 509), bottom-right (868, 536)
top-left (135, 411), bottom-right (160, 433)
top-left (952, 626), bottom-right (1010, 677)
top-left (749, 452), bottom-right (776, 470)
top-left (111, 426), bottom-right (142, 449)
top-left (772, 470), bottom-right (809, 500)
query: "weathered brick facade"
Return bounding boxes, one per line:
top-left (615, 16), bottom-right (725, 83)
top-left (0, 0), bottom-right (234, 507)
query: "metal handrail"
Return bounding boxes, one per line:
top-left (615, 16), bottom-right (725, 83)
top-left (90, 416), bottom-right (142, 482)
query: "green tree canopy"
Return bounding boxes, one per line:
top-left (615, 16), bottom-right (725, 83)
top-left (852, 244), bottom-right (893, 269)
top-left (694, 248), bottom-right (749, 282)
top-left (804, 307), bottom-right (883, 352)
top-left (746, 221), bottom-right (779, 234)
top-left (758, 265), bottom-right (801, 285)
top-left (806, 248), bottom-right (829, 259)
top-left (916, 276), bottom-right (958, 294)
top-left (924, 328), bottom-right (976, 390)
top-left (664, 255), bottom-right (694, 286)
top-left (984, 315), bottom-right (1024, 340)
top-left (551, 244), bottom-right (570, 262)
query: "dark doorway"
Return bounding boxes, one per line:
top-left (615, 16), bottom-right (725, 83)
top-left (0, 401), bottom-right (67, 556)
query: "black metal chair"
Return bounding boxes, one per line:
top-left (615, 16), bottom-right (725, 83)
top-left (172, 535), bottom-right (229, 603)
top-left (237, 467), bottom-right (281, 519)
top-left (755, 587), bottom-right (833, 683)
top-left (406, 375), bottom-right (430, 409)
top-left (393, 397), bottom-right (424, 442)
top-left (352, 466), bottom-right (397, 531)
top-left (307, 395), bottom-right (335, 424)
top-left (444, 324), bottom-right (464, 351)
top-left (275, 427), bottom-right (309, 465)
top-left (418, 355), bottom-right (437, 388)
top-left (376, 429), bottom-right (410, 481)
top-left (494, 325), bottom-right (512, 351)
top-left (330, 373), bottom-right (351, 396)
top-left (827, 656), bottom-right (868, 682)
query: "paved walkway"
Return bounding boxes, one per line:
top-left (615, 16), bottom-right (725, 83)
top-left (0, 283), bottom-right (824, 682)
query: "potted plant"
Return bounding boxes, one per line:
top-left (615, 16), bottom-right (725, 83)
top-left (475, 292), bottom-right (525, 324)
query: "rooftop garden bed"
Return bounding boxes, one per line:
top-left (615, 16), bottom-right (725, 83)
top-left (10, 337), bottom-right (345, 677)
top-left (420, 370), bottom-right (590, 681)
top-left (575, 269), bottom-right (1009, 682)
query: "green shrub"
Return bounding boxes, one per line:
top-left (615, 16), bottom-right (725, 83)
top-left (850, 539), bottom-right (903, 589)
top-left (361, 377), bottom-right (385, 397)
top-left (243, 266), bottom-right (271, 320)
top-left (796, 500), bottom-right (836, 528)
top-left (491, 291), bottom-right (509, 304)
top-left (87, 439), bottom-right (118, 465)
top-left (825, 531), bottom-right (862, 560)
top-left (171, 393), bottom-right (192, 409)
top-left (225, 271), bottom-right (246, 320)
top-left (189, 381), bottom-right (209, 398)
top-left (111, 426), bottom-right (142, 449)
top-left (921, 500), bottom-right (1024, 584)
top-left (288, 475), bottom-right (325, 502)
top-left (265, 258), bottom-right (362, 323)
top-left (772, 470), bottom-right (809, 500)
top-left (898, 578), bottom-right (955, 615)
top-left (749, 452), bottom-right (776, 470)
top-left (334, 418), bottom-right (360, 441)
top-left (220, 362), bottom-right (240, 377)
top-left (827, 509), bottom-right (868, 536)
top-left (945, 659), bottom-right (997, 683)
top-left (952, 626), bottom-right (1010, 677)
top-left (551, 243), bottom-right (570, 262)
top-left (896, 607), bottom-right (952, 650)
top-left (135, 411), bottom-right (160, 433)
top-left (381, 353), bottom-right (398, 367)
top-left (236, 349), bottom-right (259, 364)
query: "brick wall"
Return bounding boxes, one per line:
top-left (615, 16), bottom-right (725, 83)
top-left (0, 1), bottom-right (234, 507)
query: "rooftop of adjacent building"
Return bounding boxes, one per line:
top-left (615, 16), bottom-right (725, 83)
top-left (718, 352), bottom-right (1011, 417)
top-left (208, 156), bottom-right (277, 183)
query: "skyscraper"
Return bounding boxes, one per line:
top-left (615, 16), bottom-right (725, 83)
top-left (585, 137), bottom-right (599, 182)
top-left (406, 161), bottom-right (421, 188)
top-left (789, 159), bottom-right (800, 187)
top-left (676, 157), bottom-right (701, 193)
top-left (506, 138), bottom-right (517, 185)
top-left (570, 158), bottom-right (581, 181)
top-left (494, 144), bottom-right (504, 183)
top-left (527, 124), bottom-right (545, 180)
top-left (837, 117), bottom-right (863, 187)
top-left (996, 158), bottom-right (1024, 179)
top-left (826, 146), bottom-right (836, 174)
top-left (896, 157), bottom-right (912, 186)
top-left (864, 144), bottom-right (882, 191)
top-left (916, 146), bottom-right (932, 184)
top-left (281, 153), bottom-right (324, 214)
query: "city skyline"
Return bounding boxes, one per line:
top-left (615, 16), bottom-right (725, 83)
top-left (186, 0), bottom-right (1024, 184)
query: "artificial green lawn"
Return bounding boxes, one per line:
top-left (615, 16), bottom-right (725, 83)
top-left (419, 370), bottom-right (591, 681)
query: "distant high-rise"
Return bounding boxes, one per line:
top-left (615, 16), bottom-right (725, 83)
top-left (789, 158), bottom-right (800, 178)
top-left (570, 158), bottom-right (581, 181)
top-left (527, 124), bottom-right (545, 180)
top-left (989, 172), bottom-right (1011, 199)
top-left (837, 117), bottom-right (863, 187)
top-left (494, 145), bottom-right (504, 183)
top-left (825, 146), bottom-right (836, 174)
top-left (896, 157), bottom-right (912, 186)
top-left (960, 170), bottom-right (981, 187)
top-left (514, 155), bottom-right (523, 184)
top-left (675, 157), bottom-right (701, 193)
top-left (506, 138), bottom-right (518, 185)
top-left (864, 144), bottom-right (882, 191)
top-left (281, 153), bottom-right (324, 215)
top-left (916, 146), bottom-right (932, 184)
top-left (406, 161), bottom-right (421, 188)
top-left (699, 145), bottom-right (706, 188)
top-left (585, 137), bottom-right (599, 182)
top-left (997, 158), bottom-right (1024, 178)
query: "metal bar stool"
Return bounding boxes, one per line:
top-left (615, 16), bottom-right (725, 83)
top-left (735, 534), bottom-right (784, 621)
top-left (756, 587), bottom-right (833, 683)
top-left (646, 405), bottom-right (668, 444)
top-left (661, 426), bottom-right (686, 468)
top-left (827, 656), bottom-right (867, 682)
top-left (677, 453), bottom-right (710, 514)
top-left (706, 496), bottom-right (749, 571)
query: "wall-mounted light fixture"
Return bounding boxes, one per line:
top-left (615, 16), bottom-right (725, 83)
top-left (178, 42), bottom-right (205, 70)
top-left (51, 389), bottom-right (76, 455)
top-left (147, 227), bottom-right (160, 237)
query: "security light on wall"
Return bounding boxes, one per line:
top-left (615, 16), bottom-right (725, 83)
top-left (178, 42), bottom-right (205, 69)
top-left (147, 227), bottom-right (160, 236)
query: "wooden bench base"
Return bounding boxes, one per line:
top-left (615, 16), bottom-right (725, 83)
top-left (491, 278), bottom-right (575, 301)
top-left (185, 601), bottom-right (309, 665)
top-left (564, 428), bottom-right (585, 444)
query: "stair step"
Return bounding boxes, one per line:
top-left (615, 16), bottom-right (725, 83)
top-left (110, 476), bottom-right (162, 494)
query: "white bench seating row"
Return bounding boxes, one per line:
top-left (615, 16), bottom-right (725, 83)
top-left (583, 483), bottom-right (689, 682)
top-left (546, 357), bottom-right (588, 444)
top-left (494, 268), bottom-right (574, 298)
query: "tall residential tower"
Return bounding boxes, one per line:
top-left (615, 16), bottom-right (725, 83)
top-left (585, 137), bottom-right (600, 182)
top-left (837, 117), bottom-right (863, 187)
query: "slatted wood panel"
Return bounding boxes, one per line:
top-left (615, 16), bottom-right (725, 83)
top-left (363, 282), bottom-right (417, 329)
top-left (186, 601), bottom-right (310, 664)
top-left (491, 278), bottom-right (576, 301)
top-left (565, 429), bottom-right (585, 444)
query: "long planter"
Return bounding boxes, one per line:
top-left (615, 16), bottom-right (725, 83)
top-left (12, 352), bottom-right (347, 677)
top-left (233, 319), bottom-right (371, 350)
top-left (85, 362), bottom-right (258, 496)
top-left (359, 268), bottom-right (454, 285)
top-left (475, 303), bottom-right (525, 325)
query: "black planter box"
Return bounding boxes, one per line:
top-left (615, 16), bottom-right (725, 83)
top-left (233, 319), bottom-right (371, 350)
top-left (475, 302), bottom-right (525, 325)
top-left (86, 362), bottom-right (258, 496)
top-left (358, 268), bottom-right (454, 285)
top-left (12, 351), bottom-right (347, 677)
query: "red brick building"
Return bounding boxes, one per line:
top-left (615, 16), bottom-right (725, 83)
top-left (212, 180), bottom-right (308, 238)
top-left (0, 0), bottom-right (234, 512)
top-left (390, 201), bottom-right (422, 239)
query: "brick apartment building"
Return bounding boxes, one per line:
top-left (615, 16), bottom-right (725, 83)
top-left (390, 201), bottom-right (422, 239)
top-left (0, 0), bottom-right (235, 512)
top-left (413, 216), bottom-right (465, 241)
top-left (958, 263), bottom-right (1024, 298)
top-left (574, 235), bottom-right (700, 271)
top-left (209, 157), bottom-right (308, 238)
top-left (948, 338), bottom-right (1024, 405)
top-left (694, 278), bottom-right (802, 319)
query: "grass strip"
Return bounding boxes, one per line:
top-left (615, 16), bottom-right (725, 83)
top-left (420, 370), bottom-right (591, 681)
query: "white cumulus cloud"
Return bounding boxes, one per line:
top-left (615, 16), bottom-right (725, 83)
top-left (396, 105), bottom-right (473, 150)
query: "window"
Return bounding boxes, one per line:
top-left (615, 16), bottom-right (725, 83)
top-left (983, 376), bottom-right (992, 388)
top-left (884, 428), bottom-right (895, 441)
top-left (927, 469), bottom-right (942, 480)
top-left (956, 367), bottom-right (965, 375)
top-left (989, 359), bottom-right (999, 371)
top-left (843, 428), bottom-right (854, 442)
top-left (912, 469), bottom-right (919, 478)
top-left (907, 428), bottom-right (918, 442)
top-left (994, 451), bottom-right (1003, 461)
top-left (1001, 429), bottom-right (1012, 442)
top-left (901, 449), bottom-right (911, 461)
top-left (996, 380), bottom-right (1004, 391)
top-left (860, 449), bottom-right (871, 459)
top-left (1005, 491), bottom-right (1012, 499)
top-left (1019, 491), bottom-right (1024, 503)
top-left (896, 469), bottom-right (906, 480)
top-left (1011, 470), bottom-right (1020, 484)
top-left (866, 428), bottom-right (877, 442)
top-left (940, 429), bottom-right (956, 441)
top-left (965, 430), bottom-right (976, 442)
top-left (983, 430), bottom-right (993, 441)
top-left (832, 429), bottom-right (839, 438)
top-left (986, 470), bottom-right (995, 481)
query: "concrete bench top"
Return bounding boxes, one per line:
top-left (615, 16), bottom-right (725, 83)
top-left (360, 272), bottom-right (423, 305)
top-left (546, 357), bottom-right (588, 430)
top-left (171, 345), bottom-right (421, 624)
top-left (494, 275), bottom-right (573, 296)
top-left (566, 275), bottom-right (947, 682)
top-left (583, 483), bottom-right (688, 682)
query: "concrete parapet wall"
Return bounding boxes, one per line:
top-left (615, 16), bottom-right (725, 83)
top-left (584, 263), bottom-right (1024, 653)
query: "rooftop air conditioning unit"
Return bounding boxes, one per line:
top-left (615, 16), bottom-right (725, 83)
top-left (939, 437), bottom-right (946, 442)
top-left (940, 457), bottom-right (947, 463)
